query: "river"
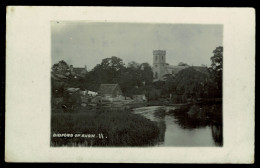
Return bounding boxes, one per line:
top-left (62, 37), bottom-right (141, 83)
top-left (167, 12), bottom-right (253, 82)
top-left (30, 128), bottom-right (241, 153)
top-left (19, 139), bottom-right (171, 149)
top-left (132, 104), bottom-right (223, 147)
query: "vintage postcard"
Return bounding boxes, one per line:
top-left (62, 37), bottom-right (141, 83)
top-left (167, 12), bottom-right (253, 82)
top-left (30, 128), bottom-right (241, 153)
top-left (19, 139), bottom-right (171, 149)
top-left (5, 7), bottom-right (255, 163)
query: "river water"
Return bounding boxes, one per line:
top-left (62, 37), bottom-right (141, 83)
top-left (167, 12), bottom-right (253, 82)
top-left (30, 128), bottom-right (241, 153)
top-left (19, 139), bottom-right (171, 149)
top-left (132, 105), bottom-right (223, 147)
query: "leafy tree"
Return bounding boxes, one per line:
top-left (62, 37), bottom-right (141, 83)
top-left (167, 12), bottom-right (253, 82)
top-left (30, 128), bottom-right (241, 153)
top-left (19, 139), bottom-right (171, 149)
top-left (164, 67), bottom-right (214, 101)
top-left (210, 46), bottom-right (223, 72)
top-left (178, 62), bottom-right (189, 66)
top-left (209, 46), bottom-right (223, 97)
top-left (163, 74), bottom-right (176, 96)
top-left (51, 60), bottom-right (70, 97)
top-left (95, 56), bottom-right (125, 83)
top-left (52, 60), bottom-right (70, 76)
top-left (85, 56), bottom-right (126, 91)
top-left (140, 63), bottom-right (153, 85)
top-left (119, 62), bottom-right (153, 97)
top-left (127, 61), bottom-right (140, 69)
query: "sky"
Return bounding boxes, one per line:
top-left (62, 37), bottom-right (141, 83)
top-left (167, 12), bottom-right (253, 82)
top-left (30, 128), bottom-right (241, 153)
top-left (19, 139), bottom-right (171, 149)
top-left (51, 21), bottom-right (223, 70)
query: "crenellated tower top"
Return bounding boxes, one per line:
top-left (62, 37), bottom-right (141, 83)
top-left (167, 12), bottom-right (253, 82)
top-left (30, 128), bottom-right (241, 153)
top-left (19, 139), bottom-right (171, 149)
top-left (153, 50), bottom-right (166, 64)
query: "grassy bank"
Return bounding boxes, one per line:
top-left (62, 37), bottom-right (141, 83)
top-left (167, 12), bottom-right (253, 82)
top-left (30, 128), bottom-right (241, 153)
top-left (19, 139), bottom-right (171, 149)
top-left (51, 107), bottom-right (160, 147)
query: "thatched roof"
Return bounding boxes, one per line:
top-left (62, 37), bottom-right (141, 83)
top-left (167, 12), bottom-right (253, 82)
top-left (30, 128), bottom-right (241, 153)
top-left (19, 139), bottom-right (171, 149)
top-left (98, 84), bottom-right (120, 95)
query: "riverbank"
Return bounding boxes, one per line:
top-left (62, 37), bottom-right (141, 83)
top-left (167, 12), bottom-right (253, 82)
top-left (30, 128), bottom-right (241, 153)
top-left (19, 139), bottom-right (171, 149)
top-left (131, 104), bottom-right (223, 146)
top-left (51, 107), bottom-right (160, 146)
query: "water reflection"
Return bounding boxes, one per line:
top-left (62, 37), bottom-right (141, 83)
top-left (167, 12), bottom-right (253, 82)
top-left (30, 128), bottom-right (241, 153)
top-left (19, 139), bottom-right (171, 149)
top-left (211, 124), bottom-right (223, 146)
top-left (132, 104), bottom-right (223, 147)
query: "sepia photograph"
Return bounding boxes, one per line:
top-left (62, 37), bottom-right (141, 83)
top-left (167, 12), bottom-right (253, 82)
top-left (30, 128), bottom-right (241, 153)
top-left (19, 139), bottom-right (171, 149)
top-left (5, 7), bottom-right (254, 163)
top-left (51, 22), bottom-right (223, 147)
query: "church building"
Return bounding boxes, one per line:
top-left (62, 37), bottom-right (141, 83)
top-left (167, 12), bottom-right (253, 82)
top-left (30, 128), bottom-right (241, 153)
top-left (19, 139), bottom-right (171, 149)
top-left (152, 50), bottom-right (208, 81)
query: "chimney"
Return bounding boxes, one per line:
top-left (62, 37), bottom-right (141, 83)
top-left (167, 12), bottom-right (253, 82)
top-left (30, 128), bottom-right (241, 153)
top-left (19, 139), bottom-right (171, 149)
top-left (85, 65), bottom-right (87, 71)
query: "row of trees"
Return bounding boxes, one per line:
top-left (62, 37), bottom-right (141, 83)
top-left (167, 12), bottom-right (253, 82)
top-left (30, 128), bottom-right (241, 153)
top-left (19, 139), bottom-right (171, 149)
top-left (84, 57), bottom-right (155, 98)
top-left (51, 46), bottom-right (223, 102)
top-left (161, 46), bottom-right (223, 102)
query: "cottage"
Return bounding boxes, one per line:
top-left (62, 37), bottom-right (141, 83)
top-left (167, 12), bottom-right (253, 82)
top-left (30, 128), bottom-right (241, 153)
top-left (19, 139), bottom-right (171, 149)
top-left (69, 65), bottom-right (87, 78)
top-left (97, 84), bottom-right (123, 98)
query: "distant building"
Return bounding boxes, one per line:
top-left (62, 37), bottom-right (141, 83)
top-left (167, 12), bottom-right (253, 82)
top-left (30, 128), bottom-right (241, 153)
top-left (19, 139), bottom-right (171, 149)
top-left (97, 84), bottom-right (123, 98)
top-left (69, 65), bottom-right (87, 78)
top-left (152, 50), bottom-right (209, 81)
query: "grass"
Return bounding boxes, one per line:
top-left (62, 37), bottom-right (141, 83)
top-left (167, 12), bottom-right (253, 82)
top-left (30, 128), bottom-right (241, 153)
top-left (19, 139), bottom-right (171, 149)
top-left (51, 107), bottom-right (160, 147)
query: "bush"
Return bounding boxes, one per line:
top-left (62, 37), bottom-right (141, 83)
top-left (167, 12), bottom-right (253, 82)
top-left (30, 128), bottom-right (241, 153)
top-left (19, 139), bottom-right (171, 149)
top-left (51, 108), bottom-right (160, 146)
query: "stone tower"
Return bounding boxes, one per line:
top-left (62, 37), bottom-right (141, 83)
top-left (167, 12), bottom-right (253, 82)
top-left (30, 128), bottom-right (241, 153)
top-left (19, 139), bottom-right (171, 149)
top-left (153, 50), bottom-right (167, 81)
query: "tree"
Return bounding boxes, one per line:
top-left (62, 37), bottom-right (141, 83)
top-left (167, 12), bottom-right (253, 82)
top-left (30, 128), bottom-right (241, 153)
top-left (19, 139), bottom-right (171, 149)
top-left (100, 56), bottom-right (125, 71)
top-left (209, 46), bottom-right (223, 97)
top-left (84, 57), bottom-right (154, 97)
top-left (210, 46), bottom-right (223, 72)
top-left (119, 62), bottom-right (153, 97)
top-left (164, 67), bottom-right (214, 101)
top-left (87, 56), bottom-right (125, 85)
top-left (140, 63), bottom-right (153, 85)
top-left (127, 61), bottom-right (140, 69)
top-left (52, 60), bottom-right (70, 76)
top-left (178, 62), bottom-right (189, 66)
top-left (51, 60), bottom-right (70, 97)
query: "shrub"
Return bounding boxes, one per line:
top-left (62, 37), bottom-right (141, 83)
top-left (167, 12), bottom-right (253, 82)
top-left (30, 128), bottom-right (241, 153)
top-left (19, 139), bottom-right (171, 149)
top-left (51, 108), bottom-right (160, 146)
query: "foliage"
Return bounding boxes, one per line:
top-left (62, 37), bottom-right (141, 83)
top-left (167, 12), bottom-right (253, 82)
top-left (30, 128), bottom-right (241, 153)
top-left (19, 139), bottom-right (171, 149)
top-left (210, 46), bottom-right (223, 72)
top-left (162, 46), bottom-right (223, 101)
top-left (209, 46), bottom-right (223, 97)
top-left (84, 56), bottom-right (153, 97)
top-left (164, 67), bottom-right (211, 100)
top-left (178, 62), bottom-right (189, 66)
top-left (51, 60), bottom-right (70, 97)
top-left (52, 60), bottom-right (70, 75)
top-left (51, 108), bottom-right (160, 146)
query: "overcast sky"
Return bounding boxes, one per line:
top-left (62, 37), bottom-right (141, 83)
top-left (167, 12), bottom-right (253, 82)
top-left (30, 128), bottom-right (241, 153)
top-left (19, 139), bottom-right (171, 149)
top-left (51, 22), bottom-right (223, 70)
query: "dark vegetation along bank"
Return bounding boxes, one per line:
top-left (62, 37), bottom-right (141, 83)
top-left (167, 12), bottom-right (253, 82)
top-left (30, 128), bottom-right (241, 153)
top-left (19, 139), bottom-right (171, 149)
top-left (168, 103), bottom-right (222, 127)
top-left (51, 108), bottom-right (160, 147)
top-left (171, 103), bottom-right (223, 146)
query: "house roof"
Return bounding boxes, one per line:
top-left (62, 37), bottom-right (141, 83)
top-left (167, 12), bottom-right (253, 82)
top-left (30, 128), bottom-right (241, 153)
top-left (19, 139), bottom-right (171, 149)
top-left (166, 65), bottom-right (209, 75)
top-left (98, 84), bottom-right (120, 94)
top-left (166, 65), bottom-right (188, 74)
top-left (73, 68), bottom-right (87, 75)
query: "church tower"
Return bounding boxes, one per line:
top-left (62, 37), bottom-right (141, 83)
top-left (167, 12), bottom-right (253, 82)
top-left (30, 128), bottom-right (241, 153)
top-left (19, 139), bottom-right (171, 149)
top-left (153, 50), bottom-right (167, 81)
